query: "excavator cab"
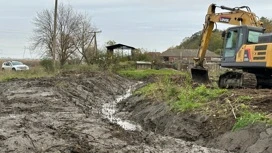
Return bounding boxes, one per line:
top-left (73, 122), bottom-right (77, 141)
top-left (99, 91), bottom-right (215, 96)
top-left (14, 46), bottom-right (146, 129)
top-left (192, 25), bottom-right (264, 84)
top-left (221, 26), bottom-right (264, 68)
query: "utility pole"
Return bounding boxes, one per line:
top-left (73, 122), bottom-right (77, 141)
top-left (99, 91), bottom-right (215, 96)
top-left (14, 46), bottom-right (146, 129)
top-left (89, 30), bottom-right (102, 56)
top-left (94, 32), bottom-right (97, 56)
top-left (23, 46), bottom-right (26, 59)
top-left (52, 0), bottom-right (58, 67)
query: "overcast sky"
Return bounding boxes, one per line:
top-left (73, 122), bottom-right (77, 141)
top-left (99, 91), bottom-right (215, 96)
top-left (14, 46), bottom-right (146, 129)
top-left (0, 0), bottom-right (271, 58)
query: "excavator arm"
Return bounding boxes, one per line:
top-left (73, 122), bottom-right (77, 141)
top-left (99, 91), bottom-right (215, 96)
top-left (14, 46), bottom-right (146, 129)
top-left (191, 3), bottom-right (263, 83)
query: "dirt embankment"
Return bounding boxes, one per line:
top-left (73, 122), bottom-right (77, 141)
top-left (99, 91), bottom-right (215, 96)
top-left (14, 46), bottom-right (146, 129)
top-left (117, 90), bottom-right (272, 153)
top-left (0, 72), bottom-right (228, 153)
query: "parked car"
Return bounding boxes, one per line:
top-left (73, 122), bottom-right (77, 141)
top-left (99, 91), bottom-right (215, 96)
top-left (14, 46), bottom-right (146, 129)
top-left (2, 61), bottom-right (29, 71)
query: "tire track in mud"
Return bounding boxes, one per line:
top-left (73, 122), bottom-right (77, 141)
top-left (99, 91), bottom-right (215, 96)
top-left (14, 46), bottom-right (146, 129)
top-left (0, 72), bottom-right (227, 153)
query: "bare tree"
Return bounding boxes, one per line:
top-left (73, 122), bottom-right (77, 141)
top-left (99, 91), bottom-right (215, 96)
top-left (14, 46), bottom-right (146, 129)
top-left (31, 4), bottom-right (96, 66)
top-left (56, 4), bottom-right (81, 66)
top-left (32, 9), bottom-right (54, 58)
top-left (74, 14), bottom-right (97, 65)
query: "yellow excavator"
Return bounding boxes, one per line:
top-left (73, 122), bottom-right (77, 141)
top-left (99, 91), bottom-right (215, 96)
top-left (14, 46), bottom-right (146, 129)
top-left (191, 3), bottom-right (272, 88)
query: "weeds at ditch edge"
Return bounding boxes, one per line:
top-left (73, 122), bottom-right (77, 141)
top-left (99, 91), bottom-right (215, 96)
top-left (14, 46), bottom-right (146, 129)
top-left (122, 69), bottom-right (272, 131)
top-left (232, 111), bottom-right (271, 131)
top-left (133, 70), bottom-right (227, 112)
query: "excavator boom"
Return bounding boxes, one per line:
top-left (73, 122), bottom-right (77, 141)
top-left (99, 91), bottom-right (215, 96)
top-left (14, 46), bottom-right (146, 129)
top-left (191, 4), bottom-right (262, 83)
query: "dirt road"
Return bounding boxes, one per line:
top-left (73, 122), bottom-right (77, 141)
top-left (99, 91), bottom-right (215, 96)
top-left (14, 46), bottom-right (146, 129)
top-left (0, 72), bottom-right (227, 153)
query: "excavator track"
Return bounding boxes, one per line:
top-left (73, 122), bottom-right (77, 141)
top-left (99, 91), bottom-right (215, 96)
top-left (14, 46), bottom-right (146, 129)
top-left (218, 71), bottom-right (257, 89)
top-left (241, 72), bottom-right (258, 88)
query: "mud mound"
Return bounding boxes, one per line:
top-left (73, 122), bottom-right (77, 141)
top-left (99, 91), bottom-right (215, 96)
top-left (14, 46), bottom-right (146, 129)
top-left (117, 95), bottom-right (220, 142)
top-left (207, 124), bottom-right (272, 153)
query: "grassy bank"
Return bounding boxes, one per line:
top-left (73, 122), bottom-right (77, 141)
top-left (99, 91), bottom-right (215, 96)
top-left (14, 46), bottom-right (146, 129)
top-left (118, 69), bottom-right (272, 131)
top-left (117, 69), bottom-right (184, 80)
top-left (134, 73), bottom-right (227, 112)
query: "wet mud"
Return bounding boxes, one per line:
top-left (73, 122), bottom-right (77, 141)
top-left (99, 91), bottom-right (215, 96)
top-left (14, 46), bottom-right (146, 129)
top-left (0, 72), bottom-right (228, 153)
top-left (117, 89), bottom-right (272, 153)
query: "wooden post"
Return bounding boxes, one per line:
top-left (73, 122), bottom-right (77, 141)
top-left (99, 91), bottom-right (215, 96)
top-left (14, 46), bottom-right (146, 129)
top-left (52, 0), bottom-right (58, 67)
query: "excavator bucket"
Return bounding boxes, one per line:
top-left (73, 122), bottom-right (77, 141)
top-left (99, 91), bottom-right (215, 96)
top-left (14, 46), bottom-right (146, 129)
top-left (191, 67), bottom-right (210, 83)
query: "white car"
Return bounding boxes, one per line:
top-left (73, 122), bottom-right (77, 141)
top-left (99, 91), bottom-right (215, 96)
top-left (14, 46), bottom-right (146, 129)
top-left (2, 61), bottom-right (29, 71)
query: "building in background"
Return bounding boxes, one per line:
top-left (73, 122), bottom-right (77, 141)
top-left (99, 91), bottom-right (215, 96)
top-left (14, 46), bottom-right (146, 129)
top-left (161, 49), bottom-right (220, 64)
top-left (106, 44), bottom-right (136, 57)
top-left (136, 61), bottom-right (152, 69)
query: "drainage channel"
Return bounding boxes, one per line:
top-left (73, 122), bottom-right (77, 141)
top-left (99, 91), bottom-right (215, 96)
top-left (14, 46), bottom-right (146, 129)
top-left (102, 82), bottom-right (143, 131)
top-left (101, 82), bottom-right (231, 153)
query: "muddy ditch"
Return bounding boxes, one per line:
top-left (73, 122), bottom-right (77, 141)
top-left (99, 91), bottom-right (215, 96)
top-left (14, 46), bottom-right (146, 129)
top-left (0, 72), bottom-right (229, 153)
top-left (116, 89), bottom-right (272, 153)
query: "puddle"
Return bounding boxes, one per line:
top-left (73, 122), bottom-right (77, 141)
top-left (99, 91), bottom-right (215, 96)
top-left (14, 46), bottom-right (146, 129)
top-left (102, 82), bottom-right (143, 131)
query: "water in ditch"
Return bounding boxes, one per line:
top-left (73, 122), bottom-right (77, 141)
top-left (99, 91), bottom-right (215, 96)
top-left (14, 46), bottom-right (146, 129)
top-left (101, 82), bottom-right (143, 131)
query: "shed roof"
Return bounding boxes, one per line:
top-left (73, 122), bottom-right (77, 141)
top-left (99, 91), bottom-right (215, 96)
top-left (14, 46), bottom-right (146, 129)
top-left (136, 61), bottom-right (152, 64)
top-left (106, 43), bottom-right (136, 50)
top-left (161, 49), bottom-right (220, 57)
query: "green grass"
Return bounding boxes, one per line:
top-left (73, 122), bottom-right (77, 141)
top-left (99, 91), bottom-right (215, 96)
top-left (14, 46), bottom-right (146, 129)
top-left (135, 73), bottom-right (227, 112)
top-left (230, 95), bottom-right (270, 131)
top-left (232, 111), bottom-right (270, 131)
top-left (117, 69), bottom-right (184, 80)
top-left (171, 96), bottom-right (202, 112)
top-left (134, 76), bottom-right (176, 101)
top-left (171, 85), bottom-right (227, 112)
top-left (236, 95), bottom-right (253, 102)
top-left (134, 83), bottom-right (157, 96)
top-left (0, 64), bottom-right (102, 82)
top-left (0, 67), bottom-right (55, 81)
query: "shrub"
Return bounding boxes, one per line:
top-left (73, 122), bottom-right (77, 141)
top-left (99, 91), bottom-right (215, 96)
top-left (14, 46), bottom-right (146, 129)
top-left (40, 59), bottom-right (54, 72)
